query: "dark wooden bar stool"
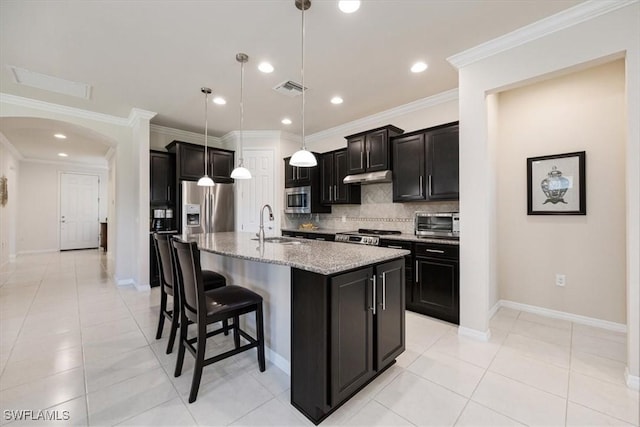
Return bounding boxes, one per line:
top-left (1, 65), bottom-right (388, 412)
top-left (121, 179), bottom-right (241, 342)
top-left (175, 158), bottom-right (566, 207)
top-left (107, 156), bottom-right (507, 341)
top-left (171, 238), bottom-right (265, 403)
top-left (152, 233), bottom-right (228, 354)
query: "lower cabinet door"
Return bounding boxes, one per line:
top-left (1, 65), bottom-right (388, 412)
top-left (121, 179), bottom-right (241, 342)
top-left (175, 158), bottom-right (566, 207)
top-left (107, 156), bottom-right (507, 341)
top-left (415, 256), bottom-right (459, 324)
top-left (330, 267), bottom-right (374, 405)
top-left (375, 259), bottom-right (405, 369)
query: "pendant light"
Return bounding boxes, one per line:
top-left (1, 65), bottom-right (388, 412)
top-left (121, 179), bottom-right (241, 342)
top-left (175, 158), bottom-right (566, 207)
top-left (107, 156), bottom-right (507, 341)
top-left (289, 0), bottom-right (317, 168)
top-left (197, 87), bottom-right (215, 186)
top-left (230, 53), bottom-right (252, 180)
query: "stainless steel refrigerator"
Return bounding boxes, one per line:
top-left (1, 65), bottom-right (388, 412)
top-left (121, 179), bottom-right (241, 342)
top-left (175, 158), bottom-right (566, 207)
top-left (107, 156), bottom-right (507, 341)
top-left (181, 181), bottom-right (234, 236)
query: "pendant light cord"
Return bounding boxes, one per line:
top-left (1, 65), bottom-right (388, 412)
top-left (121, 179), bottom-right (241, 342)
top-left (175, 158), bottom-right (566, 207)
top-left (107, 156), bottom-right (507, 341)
top-left (239, 59), bottom-right (245, 166)
top-left (301, 2), bottom-right (306, 150)
top-left (204, 90), bottom-right (209, 176)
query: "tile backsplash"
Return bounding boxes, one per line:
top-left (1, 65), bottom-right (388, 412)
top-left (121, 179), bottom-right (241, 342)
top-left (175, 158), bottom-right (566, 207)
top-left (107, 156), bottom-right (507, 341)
top-left (283, 182), bottom-right (459, 233)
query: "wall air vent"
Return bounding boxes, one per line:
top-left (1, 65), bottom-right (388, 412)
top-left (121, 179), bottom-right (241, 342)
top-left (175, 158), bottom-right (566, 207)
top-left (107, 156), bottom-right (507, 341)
top-left (273, 80), bottom-right (306, 97)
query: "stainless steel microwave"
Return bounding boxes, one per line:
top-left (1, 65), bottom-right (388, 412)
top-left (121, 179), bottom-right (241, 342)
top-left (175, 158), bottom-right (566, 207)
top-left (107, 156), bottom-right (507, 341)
top-left (284, 186), bottom-right (311, 214)
top-left (415, 212), bottom-right (460, 237)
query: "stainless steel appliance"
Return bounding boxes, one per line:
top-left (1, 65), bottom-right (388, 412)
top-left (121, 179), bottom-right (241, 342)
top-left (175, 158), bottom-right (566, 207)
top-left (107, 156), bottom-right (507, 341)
top-left (284, 186), bottom-right (311, 214)
top-left (181, 181), bottom-right (234, 236)
top-left (335, 229), bottom-right (402, 246)
top-left (414, 212), bottom-right (459, 238)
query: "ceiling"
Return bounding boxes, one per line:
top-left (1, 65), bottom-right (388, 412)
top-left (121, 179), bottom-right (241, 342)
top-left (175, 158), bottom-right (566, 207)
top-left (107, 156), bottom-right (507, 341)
top-left (0, 0), bottom-right (583, 162)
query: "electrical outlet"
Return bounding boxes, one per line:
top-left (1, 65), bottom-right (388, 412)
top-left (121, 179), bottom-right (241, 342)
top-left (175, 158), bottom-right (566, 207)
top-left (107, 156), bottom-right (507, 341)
top-left (555, 274), bottom-right (566, 287)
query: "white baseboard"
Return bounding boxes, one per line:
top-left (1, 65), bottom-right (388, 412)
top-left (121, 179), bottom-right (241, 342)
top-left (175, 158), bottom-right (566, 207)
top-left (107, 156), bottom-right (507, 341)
top-left (458, 326), bottom-right (491, 342)
top-left (135, 283), bottom-right (150, 292)
top-left (488, 300), bottom-right (501, 319)
top-left (625, 368), bottom-right (640, 391)
top-left (116, 278), bottom-right (135, 286)
top-left (497, 300), bottom-right (627, 333)
top-left (266, 347), bottom-right (290, 376)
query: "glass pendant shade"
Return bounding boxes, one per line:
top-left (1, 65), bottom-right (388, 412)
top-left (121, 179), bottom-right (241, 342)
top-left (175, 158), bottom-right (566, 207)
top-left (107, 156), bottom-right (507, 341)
top-left (197, 176), bottom-right (215, 186)
top-left (290, 148), bottom-right (317, 167)
top-left (230, 165), bottom-right (251, 179)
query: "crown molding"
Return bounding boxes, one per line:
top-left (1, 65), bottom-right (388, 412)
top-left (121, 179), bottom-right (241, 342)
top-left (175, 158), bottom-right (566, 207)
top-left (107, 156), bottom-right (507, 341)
top-left (20, 157), bottom-right (108, 170)
top-left (150, 124), bottom-right (222, 146)
top-left (0, 131), bottom-right (24, 161)
top-left (305, 88), bottom-right (458, 144)
top-left (447, 0), bottom-right (638, 69)
top-left (127, 108), bottom-right (156, 126)
top-left (0, 93), bottom-right (129, 126)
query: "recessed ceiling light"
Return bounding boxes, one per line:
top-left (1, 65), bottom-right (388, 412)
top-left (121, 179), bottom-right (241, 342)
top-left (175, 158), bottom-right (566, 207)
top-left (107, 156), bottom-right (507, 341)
top-left (330, 96), bottom-right (344, 105)
top-left (411, 62), bottom-right (428, 73)
top-left (58, 152), bottom-right (68, 157)
top-left (281, 118), bottom-right (292, 125)
top-left (213, 97), bottom-right (226, 105)
top-left (54, 133), bottom-right (67, 139)
top-left (338, 0), bottom-right (360, 13)
top-left (258, 62), bottom-right (274, 73)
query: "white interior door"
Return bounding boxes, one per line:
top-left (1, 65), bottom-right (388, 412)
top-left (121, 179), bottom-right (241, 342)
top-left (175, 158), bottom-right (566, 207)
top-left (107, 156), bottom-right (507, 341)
top-left (60, 173), bottom-right (100, 250)
top-left (237, 149), bottom-right (274, 233)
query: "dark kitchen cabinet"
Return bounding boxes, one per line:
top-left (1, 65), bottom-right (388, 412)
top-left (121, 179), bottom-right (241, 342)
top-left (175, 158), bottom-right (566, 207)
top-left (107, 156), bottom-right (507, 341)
top-left (150, 151), bottom-right (175, 205)
top-left (345, 125), bottom-right (404, 175)
top-left (413, 242), bottom-right (459, 324)
top-left (379, 239), bottom-right (414, 313)
top-left (392, 122), bottom-right (459, 202)
top-left (320, 149), bottom-right (361, 204)
top-left (284, 156), bottom-right (312, 188)
top-left (291, 258), bottom-right (405, 424)
top-left (166, 141), bottom-right (235, 183)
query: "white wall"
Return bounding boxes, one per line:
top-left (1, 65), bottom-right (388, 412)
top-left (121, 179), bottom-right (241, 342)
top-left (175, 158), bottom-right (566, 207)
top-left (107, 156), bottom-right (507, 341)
top-left (454, 2), bottom-right (639, 382)
top-left (16, 162), bottom-right (107, 253)
top-left (0, 134), bottom-right (19, 265)
top-left (496, 59), bottom-right (626, 323)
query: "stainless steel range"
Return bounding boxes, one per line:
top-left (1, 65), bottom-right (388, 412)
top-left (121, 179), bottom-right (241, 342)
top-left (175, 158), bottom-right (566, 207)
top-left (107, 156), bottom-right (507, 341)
top-left (335, 229), bottom-right (402, 246)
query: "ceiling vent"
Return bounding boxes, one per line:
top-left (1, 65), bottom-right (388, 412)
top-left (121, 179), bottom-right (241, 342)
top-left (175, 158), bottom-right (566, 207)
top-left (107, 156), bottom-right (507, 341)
top-left (8, 66), bottom-right (92, 99)
top-left (273, 80), bottom-right (306, 97)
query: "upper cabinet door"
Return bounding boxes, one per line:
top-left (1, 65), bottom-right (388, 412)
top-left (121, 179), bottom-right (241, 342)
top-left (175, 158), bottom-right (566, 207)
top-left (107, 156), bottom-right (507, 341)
top-left (365, 129), bottom-right (389, 172)
top-left (426, 125), bottom-right (459, 200)
top-left (346, 135), bottom-right (366, 175)
top-left (333, 150), bottom-right (350, 203)
top-left (392, 133), bottom-right (426, 202)
top-left (320, 152), bottom-right (334, 204)
top-left (150, 151), bottom-right (174, 204)
top-left (179, 144), bottom-right (206, 181)
top-left (210, 149), bottom-right (234, 183)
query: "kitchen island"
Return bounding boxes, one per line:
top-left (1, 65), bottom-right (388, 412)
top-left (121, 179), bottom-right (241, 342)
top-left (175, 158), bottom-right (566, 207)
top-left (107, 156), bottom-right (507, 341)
top-left (184, 232), bottom-right (409, 424)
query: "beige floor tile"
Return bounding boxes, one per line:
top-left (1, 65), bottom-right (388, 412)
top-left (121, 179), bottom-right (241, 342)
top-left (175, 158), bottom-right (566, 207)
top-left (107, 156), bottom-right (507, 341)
top-left (501, 332), bottom-right (571, 369)
top-left (455, 401), bottom-right (525, 426)
top-left (408, 349), bottom-right (486, 397)
top-left (471, 371), bottom-right (566, 426)
top-left (489, 346), bottom-right (569, 397)
top-left (375, 371), bottom-right (467, 426)
top-left (85, 346), bottom-right (161, 393)
top-left (510, 318), bottom-right (572, 346)
top-left (231, 397), bottom-right (314, 426)
top-left (429, 328), bottom-right (506, 369)
top-left (344, 400), bottom-right (414, 426)
top-left (566, 402), bottom-right (636, 427)
top-left (571, 350), bottom-right (627, 386)
top-left (0, 346), bottom-right (83, 390)
top-left (568, 372), bottom-right (640, 425)
top-left (573, 323), bottom-right (626, 344)
top-left (518, 311), bottom-right (572, 330)
top-left (572, 333), bottom-right (627, 363)
top-left (116, 397), bottom-right (197, 426)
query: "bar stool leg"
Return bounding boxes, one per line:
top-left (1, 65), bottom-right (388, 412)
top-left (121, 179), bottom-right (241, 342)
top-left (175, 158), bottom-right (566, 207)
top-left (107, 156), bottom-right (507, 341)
top-left (233, 315), bottom-right (240, 349)
top-left (189, 324), bottom-right (207, 403)
top-left (156, 291), bottom-right (167, 339)
top-left (174, 315), bottom-right (188, 377)
top-left (166, 299), bottom-right (179, 354)
top-left (256, 302), bottom-right (266, 372)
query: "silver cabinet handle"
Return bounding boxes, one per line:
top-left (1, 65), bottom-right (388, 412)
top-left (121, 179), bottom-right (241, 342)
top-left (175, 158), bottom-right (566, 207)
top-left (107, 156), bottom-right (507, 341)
top-left (415, 260), bottom-right (419, 283)
top-left (167, 186), bottom-right (171, 201)
top-left (381, 272), bottom-right (386, 311)
top-left (426, 248), bottom-right (445, 254)
top-left (360, 151), bottom-right (364, 169)
top-left (370, 275), bottom-right (377, 315)
top-left (329, 186), bottom-right (332, 201)
top-left (419, 176), bottom-right (423, 196)
top-left (315, 237), bottom-right (325, 241)
top-left (388, 245), bottom-right (403, 249)
top-left (334, 184), bottom-right (337, 200)
top-left (367, 150), bottom-right (371, 168)
top-left (428, 175), bottom-right (432, 196)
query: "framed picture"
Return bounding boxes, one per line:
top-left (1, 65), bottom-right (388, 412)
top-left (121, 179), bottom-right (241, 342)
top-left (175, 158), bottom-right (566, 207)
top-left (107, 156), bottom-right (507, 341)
top-left (527, 151), bottom-right (586, 215)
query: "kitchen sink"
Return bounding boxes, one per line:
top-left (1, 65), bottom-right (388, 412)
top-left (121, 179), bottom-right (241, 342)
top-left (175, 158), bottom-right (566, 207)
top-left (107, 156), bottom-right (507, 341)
top-left (251, 237), bottom-right (303, 245)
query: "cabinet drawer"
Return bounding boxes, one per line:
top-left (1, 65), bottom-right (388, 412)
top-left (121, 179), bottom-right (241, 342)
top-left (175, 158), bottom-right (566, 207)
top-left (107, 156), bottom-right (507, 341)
top-left (379, 239), bottom-right (413, 251)
top-left (414, 243), bottom-right (458, 260)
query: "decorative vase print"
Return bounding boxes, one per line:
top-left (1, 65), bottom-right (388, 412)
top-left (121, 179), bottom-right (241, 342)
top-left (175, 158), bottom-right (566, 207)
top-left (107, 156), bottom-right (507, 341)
top-left (540, 166), bottom-right (570, 204)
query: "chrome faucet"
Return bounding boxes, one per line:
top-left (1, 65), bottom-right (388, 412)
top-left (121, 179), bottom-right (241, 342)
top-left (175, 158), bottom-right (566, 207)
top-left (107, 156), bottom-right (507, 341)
top-left (257, 204), bottom-right (274, 243)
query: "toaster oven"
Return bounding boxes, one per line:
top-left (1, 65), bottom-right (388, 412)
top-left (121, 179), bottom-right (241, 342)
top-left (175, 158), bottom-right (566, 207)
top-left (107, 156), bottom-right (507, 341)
top-left (415, 212), bottom-right (459, 237)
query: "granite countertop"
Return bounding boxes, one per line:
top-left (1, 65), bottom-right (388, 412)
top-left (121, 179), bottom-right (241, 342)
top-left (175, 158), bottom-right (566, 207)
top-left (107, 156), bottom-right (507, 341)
top-left (184, 232), bottom-right (410, 275)
top-left (281, 228), bottom-right (459, 246)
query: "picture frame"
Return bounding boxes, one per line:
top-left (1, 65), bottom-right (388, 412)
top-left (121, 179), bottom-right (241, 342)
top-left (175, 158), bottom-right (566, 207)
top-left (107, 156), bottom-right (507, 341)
top-left (527, 151), bottom-right (586, 215)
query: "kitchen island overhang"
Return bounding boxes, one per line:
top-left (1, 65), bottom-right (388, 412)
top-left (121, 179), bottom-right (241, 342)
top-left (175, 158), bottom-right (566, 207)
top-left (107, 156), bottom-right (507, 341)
top-left (183, 232), bottom-right (409, 424)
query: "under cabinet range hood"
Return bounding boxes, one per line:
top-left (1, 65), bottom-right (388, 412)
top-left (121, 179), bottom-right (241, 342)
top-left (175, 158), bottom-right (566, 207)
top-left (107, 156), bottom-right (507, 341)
top-left (343, 170), bottom-right (392, 184)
